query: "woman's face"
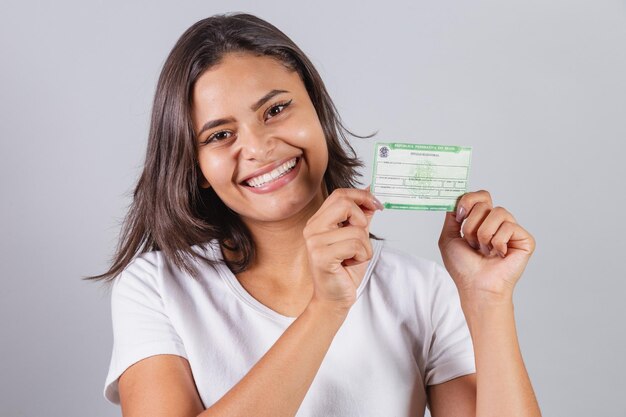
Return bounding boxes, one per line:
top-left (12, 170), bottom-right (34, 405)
top-left (192, 52), bottom-right (328, 223)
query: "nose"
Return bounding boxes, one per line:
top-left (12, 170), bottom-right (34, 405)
top-left (237, 124), bottom-right (276, 162)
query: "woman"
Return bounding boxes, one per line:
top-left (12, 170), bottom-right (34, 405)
top-left (86, 12), bottom-right (542, 417)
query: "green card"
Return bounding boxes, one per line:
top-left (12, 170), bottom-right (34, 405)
top-left (371, 142), bottom-right (472, 211)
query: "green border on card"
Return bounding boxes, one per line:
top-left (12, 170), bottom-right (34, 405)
top-left (371, 142), bottom-right (472, 211)
top-left (383, 203), bottom-right (456, 211)
top-left (383, 142), bottom-right (472, 153)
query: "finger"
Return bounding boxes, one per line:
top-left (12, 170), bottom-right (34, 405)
top-left (440, 190), bottom-right (492, 248)
top-left (490, 220), bottom-right (516, 257)
top-left (455, 190), bottom-right (493, 223)
top-left (492, 221), bottom-right (536, 256)
top-left (334, 200), bottom-right (369, 229)
top-left (306, 224), bottom-right (373, 269)
top-left (307, 189), bottom-right (381, 233)
top-left (329, 238), bottom-right (371, 266)
top-left (308, 188), bottom-right (378, 227)
top-left (439, 211), bottom-right (462, 248)
top-left (329, 188), bottom-right (382, 214)
top-left (308, 235), bottom-right (371, 268)
top-left (359, 184), bottom-right (377, 228)
top-left (353, 184), bottom-right (377, 228)
top-left (461, 202), bottom-right (491, 250)
top-left (306, 201), bottom-right (353, 232)
top-left (310, 224), bottom-right (372, 256)
top-left (475, 206), bottom-right (517, 255)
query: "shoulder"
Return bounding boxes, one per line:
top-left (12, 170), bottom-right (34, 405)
top-left (111, 239), bottom-right (222, 296)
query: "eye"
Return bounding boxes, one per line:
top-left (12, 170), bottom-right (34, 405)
top-left (265, 99), bottom-right (293, 120)
top-left (202, 130), bottom-right (234, 145)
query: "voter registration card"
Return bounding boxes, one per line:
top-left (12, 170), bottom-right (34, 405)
top-left (371, 142), bottom-right (472, 211)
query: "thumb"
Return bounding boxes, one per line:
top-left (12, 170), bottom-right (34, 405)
top-left (439, 207), bottom-right (464, 246)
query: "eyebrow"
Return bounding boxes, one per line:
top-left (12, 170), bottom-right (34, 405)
top-left (196, 89), bottom-right (290, 138)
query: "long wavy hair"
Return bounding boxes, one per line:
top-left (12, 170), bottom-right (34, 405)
top-left (83, 12), bottom-right (382, 284)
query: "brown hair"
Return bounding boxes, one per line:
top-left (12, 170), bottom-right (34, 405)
top-left (83, 12), bottom-right (382, 284)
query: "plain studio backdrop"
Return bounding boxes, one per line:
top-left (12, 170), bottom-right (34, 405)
top-left (1, 1), bottom-right (625, 416)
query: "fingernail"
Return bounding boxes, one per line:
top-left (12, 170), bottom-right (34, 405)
top-left (372, 196), bottom-right (384, 211)
top-left (498, 250), bottom-right (506, 258)
top-left (469, 240), bottom-right (479, 250)
top-left (455, 206), bottom-right (466, 223)
top-left (479, 243), bottom-right (490, 256)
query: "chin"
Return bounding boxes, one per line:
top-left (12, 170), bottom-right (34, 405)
top-left (243, 191), bottom-right (320, 223)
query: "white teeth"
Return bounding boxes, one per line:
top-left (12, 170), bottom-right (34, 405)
top-left (245, 158), bottom-right (297, 187)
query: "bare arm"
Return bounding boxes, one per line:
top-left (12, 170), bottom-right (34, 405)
top-left (119, 188), bottom-right (382, 417)
top-left (118, 300), bottom-right (348, 417)
top-left (463, 296), bottom-right (540, 417)
top-left (434, 190), bottom-right (542, 417)
top-left (427, 297), bottom-right (541, 417)
top-left (198, 300), bottom-right (348, 417)
top-left (200, 188), bottom-right (382, 416)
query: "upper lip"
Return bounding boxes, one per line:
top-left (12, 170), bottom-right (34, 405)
top-left (239, 156), bottom-right (300, 184)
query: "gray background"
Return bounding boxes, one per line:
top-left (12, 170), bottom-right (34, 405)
top-left (1, 0), bottom-right (624, 416)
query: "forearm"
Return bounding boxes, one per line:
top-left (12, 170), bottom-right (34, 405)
top-left (460, 294), bottom-right (541, 417)
top-left (198, 300), bottom-right (348, 417)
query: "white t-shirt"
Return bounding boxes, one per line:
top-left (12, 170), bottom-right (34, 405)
top-left (104, 237), bottom-right (475, 416)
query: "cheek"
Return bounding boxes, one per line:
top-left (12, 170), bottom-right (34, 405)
top-left (198, 152), bottom-right (232, 185)
top-left (302, 126), bottom-right (328, 171)
top-left (291, 115), bottom-right (328, 156)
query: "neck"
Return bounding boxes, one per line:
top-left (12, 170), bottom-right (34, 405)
top-left (245, 202), bottom-right (317, 272)
top-left (221, 188), bottom-right (325, 291)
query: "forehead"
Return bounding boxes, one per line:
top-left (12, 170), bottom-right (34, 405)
top-left (193, 53), bottom-right (302, 108)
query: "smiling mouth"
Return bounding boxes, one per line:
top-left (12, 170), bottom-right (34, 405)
top-left (241, 157), bottom-right (300, 188)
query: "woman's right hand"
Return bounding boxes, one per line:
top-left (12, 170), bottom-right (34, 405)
top-left (303, 187), bottom-right (384, 313)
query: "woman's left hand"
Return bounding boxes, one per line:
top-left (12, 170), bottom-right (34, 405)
top-left (438, 190), bottom-right (536, 302)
